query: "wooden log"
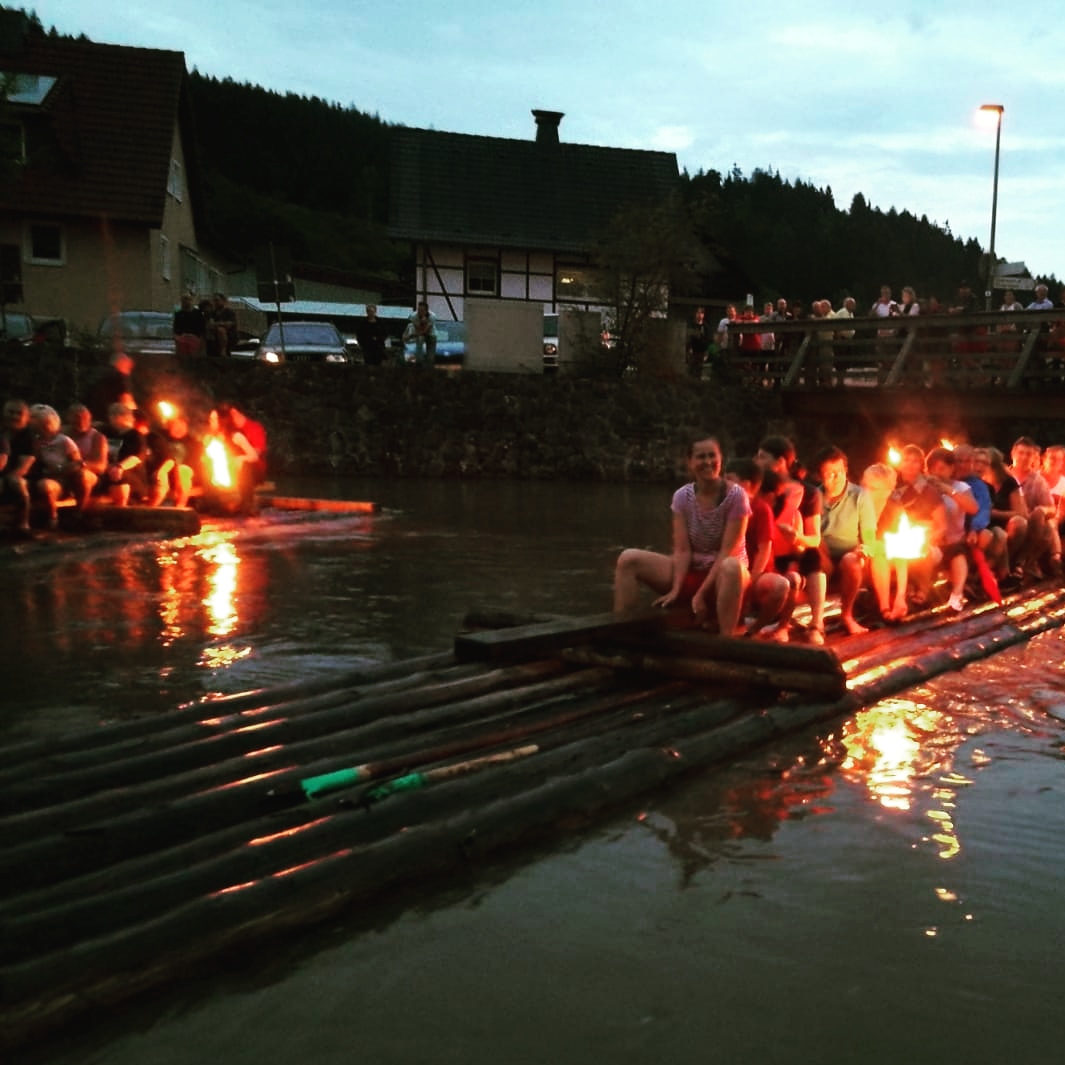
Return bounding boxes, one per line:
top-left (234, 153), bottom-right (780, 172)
top-left (5, 585), bottom-right (1065, 1046)
top-left (0, 687), bottom-right (738, 958)
top-left (78, 504), bottom-right (201, 536)
top-left (636, 629), bottom-right (846, 677)
top-left (453, 608), bottom-right (688, 664)
top-left (0, 661), bottom-right (485, 787)
top-left (0, 651), bottom-right (462, 766)
top-left (561, 646), bottom-right (847, 697)
top-left (0, 666), bottom-right (612, 856)
top-left (260, 496), bottom-right (380, 514)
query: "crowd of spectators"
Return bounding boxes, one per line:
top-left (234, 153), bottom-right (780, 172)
top-left (687, 282), bottom-right (1065, 383)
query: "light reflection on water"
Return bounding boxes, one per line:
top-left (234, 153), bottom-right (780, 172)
top-left (5, 478), bottom-right (1065, 1065)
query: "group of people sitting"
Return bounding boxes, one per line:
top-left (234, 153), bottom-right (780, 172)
top-left (614, 432), bottom-right (1065, 643)
top-left (0, 395), bottom-right (267, 537)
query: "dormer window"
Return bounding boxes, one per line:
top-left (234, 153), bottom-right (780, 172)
top-left (1, 72), bottom-right (57, 107)
top-left (167, 159), bottom-right (183, 202)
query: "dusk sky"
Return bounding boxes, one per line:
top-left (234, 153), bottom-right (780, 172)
top-left (30, 0), bottom-right (1065, 287)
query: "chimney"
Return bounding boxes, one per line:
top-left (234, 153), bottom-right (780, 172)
top-left (532, 109), bottom-right (564, 146)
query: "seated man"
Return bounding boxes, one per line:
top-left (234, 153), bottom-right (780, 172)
top-left (924, 446), bottom-right (980, 611)
top-left (891, 444), bottom-right (948, 606)
top-left (151, 414), bottom-right (204, 508)
top-left (814, 444), bottom-right (879, 636)
top-left (66, 403), bottom-right (109, 503)
top-left (859, 463), bottom-right (909, 621)
top-left (220, 401), bottom-right (267, 516)
top-left (1009, 436), bottom-right (1060, 579)
top-left (952, 444), bottom-right (999, 586)
top-left (2, 398), bottom-right (36, 535)
top-left (28, 404), bottom-right (88, 529)
top-left (104, 403), bottom-right (148, 506)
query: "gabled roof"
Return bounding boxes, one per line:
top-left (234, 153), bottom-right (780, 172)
top-left (388, 122), bottom-right (679, 253)
top-left (0, 33), bottom-right (189, 226)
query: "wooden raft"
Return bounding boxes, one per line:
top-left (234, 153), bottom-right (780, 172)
top-left (3, 584), bottom-right (1065, 1049)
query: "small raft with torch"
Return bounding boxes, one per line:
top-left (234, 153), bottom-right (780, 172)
top-left (2, 581), bottom-right (1065, 1048)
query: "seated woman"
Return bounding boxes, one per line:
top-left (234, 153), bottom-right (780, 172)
top-left (974, 446), bottom-right (1027, 580)
top-left (614, 434), bottom-right (749, 635)
top-left (28, 404), bottom-right (88, 528)
top-left (727, 459), bottom-right (795, 641)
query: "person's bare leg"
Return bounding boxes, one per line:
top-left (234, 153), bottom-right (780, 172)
top-left (613, 549), bottom-right (673, 613)
top-left (714, 556), bottom-right (748, 636)
top-left (837, 552), bottom-right (868, 635)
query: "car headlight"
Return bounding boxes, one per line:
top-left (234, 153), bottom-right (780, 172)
top-left (260, 349), bottom-right (281, 364)
top-left (325, 353), bottom-right (347, 363)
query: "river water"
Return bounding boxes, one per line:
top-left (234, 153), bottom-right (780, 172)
top-left (5, 477), bottom-right (1065, 1065)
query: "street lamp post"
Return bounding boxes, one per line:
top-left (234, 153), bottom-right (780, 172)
top-left (980, 103), bottom-right (1004, 311)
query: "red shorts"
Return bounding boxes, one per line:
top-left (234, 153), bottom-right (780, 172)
top-left (680, 569), bottom-right (710, 599)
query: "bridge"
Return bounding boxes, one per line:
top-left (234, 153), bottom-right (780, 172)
top-left (720, 309), bottom-right (1065, 421)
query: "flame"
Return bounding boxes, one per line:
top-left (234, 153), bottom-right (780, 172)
top-left (884, 512), bottom-right (927, 561)
top-left (204, 436), bottom-right (232, 488)
top-left (939, 438), bottom-right (955, 451)
top-left (158, 400), bottom-right (177, 422)
top-left (888, 446), bottom-right (901, 466)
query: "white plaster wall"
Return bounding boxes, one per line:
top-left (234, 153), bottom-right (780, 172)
top-left (465, 299), bottom-right (544, 374)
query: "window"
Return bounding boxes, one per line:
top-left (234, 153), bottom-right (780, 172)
top-left (0, 121), bottom-right (24, 164)
top-left (160, 235), bottom-right (171, 280)
top-left (26, 222), bottom-right (63, 265)
top-left (466, 259), bottom-right (498, 296)
top-left (555, 264), bottom-right (603, 302)
top-left (167, 159), bottom-right (183, 202)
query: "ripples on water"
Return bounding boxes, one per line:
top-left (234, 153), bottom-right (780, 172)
top-left (5, 478), bottom-right (1065, 1065)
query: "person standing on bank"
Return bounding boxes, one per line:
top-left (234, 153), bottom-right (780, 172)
top-left (614, 434), bottom-right (749, 635)
top-left (403, 302), bottom-right (437, 366)
top-left (356, 304), bottom-right (390, 366)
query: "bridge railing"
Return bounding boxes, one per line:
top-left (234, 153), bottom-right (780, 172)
top-left (720, 310), bottom-right (1065, 390)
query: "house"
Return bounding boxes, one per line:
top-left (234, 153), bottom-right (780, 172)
top-left (387, 110), bottom-right (680, 323)
top-left (0, 13), bottom-right (225, 335)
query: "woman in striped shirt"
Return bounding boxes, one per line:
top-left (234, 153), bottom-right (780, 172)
top-left (614, 434), bottom-right (750, 635)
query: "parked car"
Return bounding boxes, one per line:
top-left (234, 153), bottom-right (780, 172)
top-left (254, 321), bottom-right (349, 364)
top-left (1, 311), bottom-right (69, 353)
top-left (98, 311), bottom-right (176, 356)
top-left (404, 320), bottom-right (466, 364)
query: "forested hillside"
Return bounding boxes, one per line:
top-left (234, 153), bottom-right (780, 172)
top-left (187, 72), bottom-right (406, 288)
top-left (681, 166), bottom-right (998, 308)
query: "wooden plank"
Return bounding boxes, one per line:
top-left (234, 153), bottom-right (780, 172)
top-left (454, 609), bottom-right (678, 664)
top-left (640, 629), bottom-right (846, 678)
top-left (562, 647), bottom-right (847, 697)
top-left (80, 505), bottom-right (201, 536)
top-left (260, 495), bottom-right (380, 514)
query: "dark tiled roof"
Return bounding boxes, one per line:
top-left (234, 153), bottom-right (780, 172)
top-left (388, 126), bottom-right (679, 253)
top-left (0, 35), bottom-right (186, 225)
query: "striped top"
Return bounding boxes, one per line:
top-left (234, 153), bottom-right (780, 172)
top-left (671, 481), bottom-right (750, 569)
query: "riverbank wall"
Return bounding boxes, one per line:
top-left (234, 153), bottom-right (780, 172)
top-left (4, 352), bottom-right (1062, 480)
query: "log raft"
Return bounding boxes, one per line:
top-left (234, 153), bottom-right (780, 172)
top-left (3, 584), bottom-right (1065, 1048)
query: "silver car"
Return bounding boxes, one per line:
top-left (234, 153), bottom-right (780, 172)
top-left (255, 321), bottom-right (349, 364)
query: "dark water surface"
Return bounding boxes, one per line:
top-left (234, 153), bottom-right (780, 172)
top-left (5, 478), bottom-right (1065, 1065)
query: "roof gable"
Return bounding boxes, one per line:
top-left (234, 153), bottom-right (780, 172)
top-left (388, 124), bottom-right (679, 253)
top-left (0, 35), bottom-right (186, 225)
